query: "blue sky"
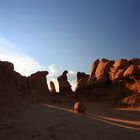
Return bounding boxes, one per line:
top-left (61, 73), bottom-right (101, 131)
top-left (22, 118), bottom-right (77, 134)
top-left (0, 0), bottom-right (140, 90)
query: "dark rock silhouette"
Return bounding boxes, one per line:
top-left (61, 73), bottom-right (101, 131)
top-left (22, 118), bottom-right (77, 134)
top-left (76, 72), bottom-right (89, 91)
top-left (77, 72), bottom-right (89, 82)
top-left (0, 61), bottom-right (14, 85)
top-left (57, 70), bottom-right (72, 94)
top-left (129, 58), bottom-right (140, 65)
top-left (28, 71), bottom-right (49, 93)
top-left (14, 72), bottom-right (28, 91)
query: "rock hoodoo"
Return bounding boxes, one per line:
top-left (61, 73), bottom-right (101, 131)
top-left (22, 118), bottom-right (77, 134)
top-left (28, 71), bottom-right (49, 93)
top-left (57, 70), bottom-right (72, 94)
top-left (50, 81), bottom-right (56, 94)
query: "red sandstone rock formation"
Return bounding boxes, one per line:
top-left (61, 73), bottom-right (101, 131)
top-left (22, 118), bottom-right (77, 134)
top-left (88, 59), bottom-right (100, 80)
top-left (123, 65), bottom-right (140, 79)
top-left (0, 58), bottom-right (140, 109)
top-left (109, 59), bottom-right (129, 81)
top-left (76, 72), bottom-right (89, 91)
top-left (28, 71), bottom-right (49, 93)
top-left (14, 72), bottom-right (28, 90)
top-left (95, 58), bottom-right (114, 83)
top-left (0, 61), bottom-right (14, 75)
top-left (129, 58), bottom-right (140, 65)
top-left (0, 61), bottom-right (14, 85)
top-left (77, 72), bottom-right (89, 82)
top-left (57, 70), bottom-right (72, 94)
top-left (50, 81), bottom-right (56, 94)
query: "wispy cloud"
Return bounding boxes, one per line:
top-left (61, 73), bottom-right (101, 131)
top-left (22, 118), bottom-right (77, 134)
top-left (0, 36), bottom-right (46, 76)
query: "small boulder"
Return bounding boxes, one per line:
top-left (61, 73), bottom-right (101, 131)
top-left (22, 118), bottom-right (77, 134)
top-left (73, 101), bottom-right (86, 114)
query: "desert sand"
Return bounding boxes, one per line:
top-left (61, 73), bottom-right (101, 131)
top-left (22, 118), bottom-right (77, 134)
top-left (0, 101), bottom-right (140, 140)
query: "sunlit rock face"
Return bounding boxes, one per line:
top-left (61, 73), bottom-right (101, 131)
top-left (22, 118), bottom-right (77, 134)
top-left (123, 65), bottom-right (140, 79)
top-left (95, 58), bottom-right (114, 83)
top-left (83, 58), bottom-right (140, 85)
top-left (123, 58), bottom-right (140, 80)
top-left (28, 71), bottom-right (49, 93)
top-left (109, 59), bottom-right (129, 81)
top-left (57, 70), bottom-right (72, 94)
top-left (76, 58), bottom-right (140, 97)
top-left (50, 81), bottom-right (56, 94)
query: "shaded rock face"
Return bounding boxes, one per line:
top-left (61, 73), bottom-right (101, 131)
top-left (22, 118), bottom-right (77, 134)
top-left (76, 72), bottom-right (89, 91)
top-left (50, 81), bottom-right (56, 94)
top-left (14, 71), bottom-right (50, 95)
top-left (0, 61), bottom-right (14, 85)
top-left (28, 71), bottom-right (49, 93)
top-left (0, 60), bottom-right (50, 97)
top-left (129, 58), bottom-right (140, 65)
top-left (14, 72), bottom-right (28, 91)
top-left (0, 61), bottom-right (28, 90)
top-left (88, 59), bottom-right (100, 80)
top-left (0, 61), bottom-right (51, 114)
top-left (77, 72), bottom-right (89, 82)
top-left (95, 58), bottom-right (114, 83)
top-left (0, 61), bottom-right (14, 75)
top-left (57, 70), bottom-right (72, 94)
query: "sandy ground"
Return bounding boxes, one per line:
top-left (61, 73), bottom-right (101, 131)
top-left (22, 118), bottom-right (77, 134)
top-left (0, 102), bottom-right (140, 140)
